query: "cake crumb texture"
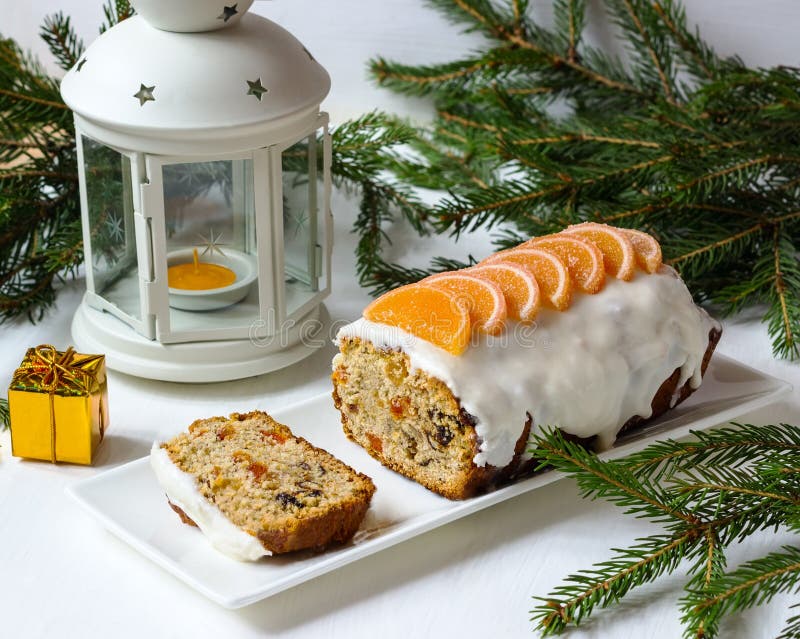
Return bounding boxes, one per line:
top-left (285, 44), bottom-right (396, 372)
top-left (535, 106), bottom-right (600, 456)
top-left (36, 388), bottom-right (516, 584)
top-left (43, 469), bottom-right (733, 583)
top-left (332, 339), bottom-right (533, 500)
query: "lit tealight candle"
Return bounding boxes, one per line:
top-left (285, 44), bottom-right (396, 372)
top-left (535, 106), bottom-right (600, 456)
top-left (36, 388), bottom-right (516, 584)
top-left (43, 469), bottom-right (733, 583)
top-left (167, 248), bottom-right (237, 291)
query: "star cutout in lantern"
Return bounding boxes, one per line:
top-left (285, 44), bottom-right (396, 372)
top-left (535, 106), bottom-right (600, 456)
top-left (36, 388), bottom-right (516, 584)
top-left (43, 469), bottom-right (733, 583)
top-left (76, 58), bottom-right (87, 72)
top-left (105, 212), bottom-right (124, 243)
top-left (196, 228), bottom-right (228, 258)
top-left (246, 78), bottom-right (268, 101)
top-left (217, 4), bottom-right (238, 22)
top-left (134, 83), bottom-right (155, 106)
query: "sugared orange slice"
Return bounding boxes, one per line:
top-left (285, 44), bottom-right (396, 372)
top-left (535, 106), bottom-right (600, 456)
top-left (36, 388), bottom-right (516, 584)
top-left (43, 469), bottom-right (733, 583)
top-left (621, 228), bottom-right (662, 274)
top-left (424, 272), bottom-right (507, 335)
top-left (467, 263), bottom-right (541, 322)
top-left (525, 235), bottom-right (606, 294)
top-left (363, 283), bottom-right (471, 355)
top-left (562, 222), bottom-right (636, 281)
top-left (482, 247), bottom-right (572, 310)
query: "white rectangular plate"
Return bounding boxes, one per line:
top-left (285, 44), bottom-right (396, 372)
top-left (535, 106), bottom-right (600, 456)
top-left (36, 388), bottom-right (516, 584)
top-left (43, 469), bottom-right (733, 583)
top-left (67, 354), bottom-right (791, 609)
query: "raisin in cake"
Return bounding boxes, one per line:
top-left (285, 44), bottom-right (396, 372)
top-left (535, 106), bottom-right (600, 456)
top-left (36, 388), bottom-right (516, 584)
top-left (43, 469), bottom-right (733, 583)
top-left (332, 223), bottom-right (721, 500)
top-left (150, 410), bottom-right (376, 559)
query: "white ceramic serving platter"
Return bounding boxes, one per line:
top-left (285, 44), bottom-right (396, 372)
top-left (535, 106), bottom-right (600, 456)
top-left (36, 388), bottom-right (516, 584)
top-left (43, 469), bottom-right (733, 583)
top-left (67, 354), bottom-right (791, 609)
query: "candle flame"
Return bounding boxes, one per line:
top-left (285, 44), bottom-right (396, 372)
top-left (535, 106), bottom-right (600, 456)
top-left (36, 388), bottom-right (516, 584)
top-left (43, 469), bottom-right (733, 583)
top-left (192, 247), bottom-right (200, 274)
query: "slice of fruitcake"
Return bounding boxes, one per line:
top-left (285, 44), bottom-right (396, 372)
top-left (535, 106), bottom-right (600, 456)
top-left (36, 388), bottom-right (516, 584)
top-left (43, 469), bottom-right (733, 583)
top-left (150, 410), bottom-right (376, 560)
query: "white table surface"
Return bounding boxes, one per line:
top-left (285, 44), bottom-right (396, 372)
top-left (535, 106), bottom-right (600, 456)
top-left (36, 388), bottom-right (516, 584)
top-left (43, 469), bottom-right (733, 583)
top-left (2, 1), bottom-right (800, 637)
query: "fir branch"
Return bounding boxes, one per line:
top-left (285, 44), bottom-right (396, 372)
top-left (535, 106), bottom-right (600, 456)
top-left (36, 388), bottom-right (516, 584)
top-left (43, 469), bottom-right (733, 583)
top-left (778, 603), bottom-right (800, 639)
top-left (610, 0), bottom-right (677, 102)
top-left (363, 0), bottom-right (800, 358)
top-left (651, 1), bottom-right (718, 81)
top-left (529, 424), bottom-right (800, 637)
top-left (768, 228), bottom-right (800, 358)
top-left (623, 423), bottom-right (800, 483)
top-left (553, 0), bottom-right (586, 63)
top-left (371, 5), bottom-right (642, 98)
top-left (665, 223), bottom-right (762, 269)
top-left (99, 0), bottom-right (135, 34)
top-left (533, 531), bottom-right (700, 634)
top-left (511, 0), bottom-right (528, 36)
top-left (0, 397), bottom-right (8, 431)
top-left (361, 253), bottom-right (475, 296)
top-left (511, 133), bottom-right (661, 148)
top-left (532, 428), bottom-right (700, 525)
top-left (433, 152), bottom-right (675, 232)
top-left (0, 3), bottom-right (130, 326)
top-left (682, 527), bottom-right (727, 639)
top-left (40, 12), bottom-right (84, 71)
top-left (678, 480), bottom-right (797, 507)
top-left (372, 51), bottom-right (524, 96)
top-left (682, 547), bottom-right (800, 639)
top-left (0, 87), bottom-right (68, 111)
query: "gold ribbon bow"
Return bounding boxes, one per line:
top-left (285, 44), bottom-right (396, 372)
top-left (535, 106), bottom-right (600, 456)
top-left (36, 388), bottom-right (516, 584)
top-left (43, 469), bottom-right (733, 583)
top-left (20, 345), bottom-right (81, 391)
top-left (14, 345), bottom-right (101, 463)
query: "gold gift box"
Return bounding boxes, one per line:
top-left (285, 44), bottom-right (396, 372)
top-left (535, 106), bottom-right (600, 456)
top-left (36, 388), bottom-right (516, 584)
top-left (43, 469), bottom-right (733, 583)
top-left (8, 345), bottom-right (109, 465)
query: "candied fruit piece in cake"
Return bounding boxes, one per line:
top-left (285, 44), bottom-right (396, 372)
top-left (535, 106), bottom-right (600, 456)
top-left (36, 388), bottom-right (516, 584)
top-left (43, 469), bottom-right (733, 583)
top-left (525, 235), bottom-right (606, 294)
top-left (423, 272), bottom-right (507, 335)
top-left (562, 222), bottom-right (636, 281)
top-left (363, 283), bottom-right (472, 355)
top-left (482, 247), bottom-right (572, 310)
top-left (150, 411), bottom-right (376, 559)
top-left (467, 263), bottom-right (541, 322)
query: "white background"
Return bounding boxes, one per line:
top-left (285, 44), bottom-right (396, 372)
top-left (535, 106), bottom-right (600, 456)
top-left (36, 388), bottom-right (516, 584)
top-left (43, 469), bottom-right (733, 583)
top-left (1, 2), bottom-right (799, 638)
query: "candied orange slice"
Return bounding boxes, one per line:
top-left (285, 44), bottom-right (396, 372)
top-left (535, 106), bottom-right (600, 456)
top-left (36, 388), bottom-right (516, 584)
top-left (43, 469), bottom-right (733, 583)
top-left (467, 263), bottom-right (541, 322)
top-left (621, 228), bottom-right (662, 274)
top-left (562, 222), bottom-right (636, 281)
top-left (482, 247), bottom-right (572, 310)
top-left (363, 283), bottom-right (471, 355)
top-left (424, 272), bottom-right (507, 335)
top-left (525, 235), bottom-right (606, 294)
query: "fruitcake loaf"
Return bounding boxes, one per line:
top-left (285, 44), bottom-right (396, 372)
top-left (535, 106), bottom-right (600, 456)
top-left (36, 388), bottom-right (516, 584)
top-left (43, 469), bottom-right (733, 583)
top-left (331, 223), bottom-right (721, 500)
top-left (150, 410), bottom-right (376, 559)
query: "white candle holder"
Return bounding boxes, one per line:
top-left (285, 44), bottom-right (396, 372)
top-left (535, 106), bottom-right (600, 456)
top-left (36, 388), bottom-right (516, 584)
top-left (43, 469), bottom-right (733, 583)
top-left (166, 248), bottom-right (258, 312)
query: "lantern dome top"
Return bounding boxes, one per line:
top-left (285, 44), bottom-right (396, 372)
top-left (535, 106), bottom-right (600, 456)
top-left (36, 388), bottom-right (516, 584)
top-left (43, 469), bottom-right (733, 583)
top-left (60, 13), bottom-right (330, 141)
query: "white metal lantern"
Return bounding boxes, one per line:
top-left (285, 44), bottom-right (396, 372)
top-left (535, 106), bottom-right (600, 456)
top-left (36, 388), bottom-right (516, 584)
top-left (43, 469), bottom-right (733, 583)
top-left (60, 0), bottom-right (332, 383)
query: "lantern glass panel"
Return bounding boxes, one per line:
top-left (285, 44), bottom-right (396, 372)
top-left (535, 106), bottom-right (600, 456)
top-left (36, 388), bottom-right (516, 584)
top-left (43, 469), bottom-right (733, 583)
top-left (282, 130), bottom-right (323, 316)
top-left (162, 158), bottom-right (261, 333)
top-left (82, 136), bottom-right (139, 320)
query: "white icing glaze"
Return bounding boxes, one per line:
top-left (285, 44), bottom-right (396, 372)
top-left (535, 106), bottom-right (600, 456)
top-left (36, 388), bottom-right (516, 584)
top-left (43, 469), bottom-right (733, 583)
top-left (149, 443), bottom-right (270, 561)
top-left (335, 267), bottom-right (718, 468)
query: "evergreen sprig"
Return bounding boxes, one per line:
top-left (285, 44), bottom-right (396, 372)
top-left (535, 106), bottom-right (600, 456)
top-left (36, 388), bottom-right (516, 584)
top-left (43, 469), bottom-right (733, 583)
top-left (40, 13), bottom-right (84, 72)
top-left (362, 0), bottom-right (800, 359)
top-left (0, 32), bottom-right (78, 322)
top-left (530, 425), bottom-right (800, 637)
top-left (0, 398), bottom-right (8, 431)
top-left (99, 0), bottom-right (135, 34)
